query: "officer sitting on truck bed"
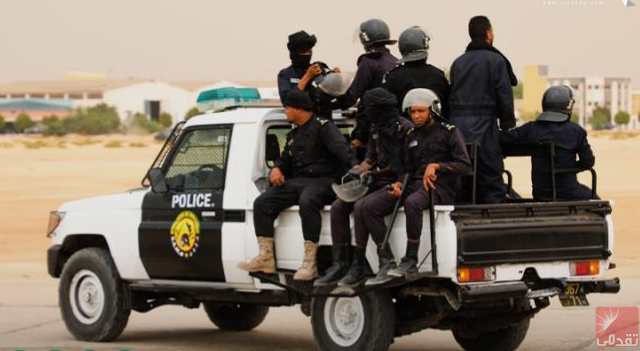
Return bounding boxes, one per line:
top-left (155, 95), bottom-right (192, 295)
top-left (500, 85), bottom-right (598, 200)
top-left (238, 90), bottom-right (358, 281)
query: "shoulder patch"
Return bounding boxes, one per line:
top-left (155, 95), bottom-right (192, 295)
top-left (406, 127), bottom-right (415, 136)
top-left (381, 62), bottom-right (404, 84)
top-left (318, 118), bottom-right (329, 126)
top-left (440, 122), bottom-right (456, 132)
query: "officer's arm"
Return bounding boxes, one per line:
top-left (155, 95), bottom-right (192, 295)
top-left (499, 123), bottom-right (529, 143)
top-left (576, 129), bottom-right (595, 169)
top-left (321, 123), bottom-right (358, 167)
top-left (493, 59), bottom-right (516, 130)
top-left (277, 71), bottom-right (293, 105)
top-left (274, 135), bottom-right (294, 176)
top-left (438, 129), bottom-right (472, 176)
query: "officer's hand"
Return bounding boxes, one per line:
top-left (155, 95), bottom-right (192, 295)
top-left (388, 181), bottom-right (403, 198)
top-left (423, 163), bottom-right (439, 190)
top-left (270, 167), bottom-right (285, 186)
top-left (305, 64), bottom-right (322, 79)
top-left (331, 67), bottom-right (341, 73)
top-left (350, 139), bottom-right (363, 149)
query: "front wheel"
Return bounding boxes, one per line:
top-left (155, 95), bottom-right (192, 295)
top-left (311, 288), bottom-right (395, 351)
top-left (59, 248), bottom-right (130, 341)
top-left (452, 318), bottom-right (530, 351)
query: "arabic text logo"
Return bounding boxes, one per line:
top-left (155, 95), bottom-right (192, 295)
top-left (596, 307), bottom-right (639, 348)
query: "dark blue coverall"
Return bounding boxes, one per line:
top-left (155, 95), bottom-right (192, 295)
top-left (449, 50), bottom-right (516, 204)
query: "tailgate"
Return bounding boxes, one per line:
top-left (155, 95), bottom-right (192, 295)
top-left (451, 201), bottom-right (611, 266)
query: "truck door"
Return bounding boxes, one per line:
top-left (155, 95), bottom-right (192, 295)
top-left (139, 125), bottom-right (232, 282)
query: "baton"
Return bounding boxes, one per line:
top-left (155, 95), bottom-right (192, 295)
top-left (381, 173), bottom-right (410, 249)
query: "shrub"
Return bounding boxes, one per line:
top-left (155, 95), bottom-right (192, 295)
top-left (590, 111), bottom-right (608, 130)
top-left (15, 113), bottom-right (35, 132)
top-left (42, 115), bottom-right (68, 136)
top-left (184, 107), bottom-right (200, 120)
top-left (0, 114), bottom-right (5, 131)
top-left (159, 112), bottom-right (173, 127)
top-left (65, 104), bottom-right (120, 135)
top-left (129, 112), bottom-right (164, 134)
top-left (614, 111), bottom-right (630, 127)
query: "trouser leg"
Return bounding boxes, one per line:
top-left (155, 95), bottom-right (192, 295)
top-left (296, 177), bottom-right (336, 243)
top-left (330, 199), bottom-right (354, 245)
top-left (361, 187), bottom-right (401, 244)
top-left (253, 183), bottom-right (299, 238)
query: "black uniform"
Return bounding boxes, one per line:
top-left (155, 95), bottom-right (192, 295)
top-left (331, 118), bottom-right (413, 246)
top-left (403, 122), bottom-right (471, 241)
top-left (449, 46), bottom-right (516, 204)
top-left (382, 61), bottom-right (451, 118)
top-left (500, 119), bottom-right (597, 200)
top-left (277, 62), bottom-right (335, 120)
top-left (254, 116), bottom-right (357, 242)
top-left (340, 48), bottom-right (398, 154)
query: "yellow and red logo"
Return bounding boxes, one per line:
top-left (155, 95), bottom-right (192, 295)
top-left (170, 211), bottom-right (200, 258)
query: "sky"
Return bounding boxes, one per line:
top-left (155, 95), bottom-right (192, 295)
top-left (0, 0), bottom-right (638, 88)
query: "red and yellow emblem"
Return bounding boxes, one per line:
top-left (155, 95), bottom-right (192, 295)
top-left (170, 211), bottom-right (200, 258)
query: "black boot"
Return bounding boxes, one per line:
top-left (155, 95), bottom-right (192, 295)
top-left (338, 247), bottom-right (367, 287)
top-left (387, 241), bottom-right (420, 281)
top-left (314, 243), bottom-right (350, 287)
top-left (365, 244), bottom-right (397, 286)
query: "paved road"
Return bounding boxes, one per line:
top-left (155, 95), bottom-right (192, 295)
top-left (0, 263), bottom-right (636, 351)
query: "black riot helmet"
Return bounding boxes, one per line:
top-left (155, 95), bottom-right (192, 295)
top-left (359, 19), bottom-right (397, 48)
top-left (398, 26), bottom-right (430, 63)
top-left (538, 85), bottom-right (575, 123)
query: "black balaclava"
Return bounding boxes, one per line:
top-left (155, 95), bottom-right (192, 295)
top-left (287, 31), bottom-right (317, 69)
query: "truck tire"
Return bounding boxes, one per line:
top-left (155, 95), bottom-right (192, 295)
top-left (203, 302), bottom-right (269, 331)
top-left (59, 248), bottom-right (130, 341)
top-left (311, 289), bottom-right (395, 351)
top-left (452, 318), bottom-right (530, 351)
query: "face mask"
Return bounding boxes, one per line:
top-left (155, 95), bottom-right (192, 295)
top-left (290, 53), bottom-right (312, 69)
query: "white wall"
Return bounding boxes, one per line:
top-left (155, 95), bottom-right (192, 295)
top-left (104, 82), bottom-right (192, 124)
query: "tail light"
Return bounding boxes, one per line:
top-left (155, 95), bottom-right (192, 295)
top-left (570, 260), bottom-right (600, 276)
top-left (458, 266), bottom-right (495, 283)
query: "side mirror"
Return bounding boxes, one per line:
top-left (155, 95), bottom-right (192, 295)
top-left (148, 168), bottom-right (168, 193)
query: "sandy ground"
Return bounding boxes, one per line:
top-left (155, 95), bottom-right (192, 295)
top-left (0, 131), bottom-right (638, 279)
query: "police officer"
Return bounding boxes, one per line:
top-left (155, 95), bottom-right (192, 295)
top-left (338, 19), bottom-right (399, 159)
top-left (382, 26), bottom-right (450, 118)
top-left (449, 16), bottom-right (517, 204)
top-left (277, 30), bottom-right (338, 120)
top-left (386, 89), bottom-right (471, 280)
top-left (238, 90), bottom-right (358, 281)
top-left (314, 87), bottom-right (413, 287)
top-left (500, 85), bottom-right (598, 200)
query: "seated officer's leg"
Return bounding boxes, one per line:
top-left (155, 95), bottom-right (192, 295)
top-left (362, 187), bottom-right (400, 286)
top-left (338, 197), bottom-right (370, 287)
top-left (239, 185), bottom-right (298, 273)
top-left (294, 177), bottom-right (335, 280)
top-left (314, 199), bottom-right (353, 287)
top-left (388, 183), bottom-right (428, 280)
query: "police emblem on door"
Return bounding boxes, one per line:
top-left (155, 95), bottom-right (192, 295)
top-left (170, 211), bottom-right (200, 258)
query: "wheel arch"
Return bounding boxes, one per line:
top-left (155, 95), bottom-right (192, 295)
top-left (50, 234), bottom-right (111, 278)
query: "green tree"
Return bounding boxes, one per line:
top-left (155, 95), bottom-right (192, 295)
top-left (592, 106), bottom-right (612, 123)
top-left (570, 113), bottom-right (580, 124)
top-left (15, 113), bottom-right (35, 132)
top-left (512, 82), bottom-right (523, 99)
top-left (0, 114), bottom-right (5, 131)
top-left (159, 112), bottom-right (173, 127)
top-left (65, 104), bottom-right (120, 134)
top-left (42, 115), bottom-right (68, 136)
top-left (614, 111), bottom-right (630, 127)
top-left (184, 107), bottom-right (200, 120)
top-left (589, 110), bottom-right (608, 130)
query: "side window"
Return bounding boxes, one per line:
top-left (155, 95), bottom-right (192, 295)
top-left (265, 125), bottom-right (290, 168)
top-left (164, 126), bottom-right (232, 191)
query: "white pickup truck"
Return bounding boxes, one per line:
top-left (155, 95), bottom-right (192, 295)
top-left (47, 105), bottom-right (620, 351)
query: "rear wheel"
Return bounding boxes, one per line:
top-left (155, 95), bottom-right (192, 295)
top-left (203, 302), bottom-right (269, 331)
top-left (311, 288), bottom-right (395, 351)
top-left (453, 318), bottom-right (530, 351)
top-left (59, 248), bottom-right (130, 341)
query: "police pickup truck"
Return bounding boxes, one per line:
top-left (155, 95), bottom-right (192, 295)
top-left (47, 100), bottom-right (620, 351)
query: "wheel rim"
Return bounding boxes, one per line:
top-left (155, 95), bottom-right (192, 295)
top-left (323, 296), bottom-right (365, 347)
top-left (69, 269), bottom-right (105, 324)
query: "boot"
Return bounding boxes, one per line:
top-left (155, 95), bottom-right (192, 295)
top-left (365, 244), bottom-right (397, 286)
top-left (237, 236), bottom-right (276, 273)
top-left (338, 247), bottom-right (367, 287)
top-left (387, 240), bottom-right (420, 280)
top-left (293, 241), bottom-right (319, 281)
top-left (314, 243), bottom-right (350, 287)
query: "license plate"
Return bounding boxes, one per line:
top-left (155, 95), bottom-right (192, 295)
top-left (559, 282), bottom-right (590, 307)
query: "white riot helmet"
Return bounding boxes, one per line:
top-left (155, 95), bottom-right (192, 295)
top-left (317, 72), bottom-right (353, 97)
top-left (402, 88), bottom-right (442, 118)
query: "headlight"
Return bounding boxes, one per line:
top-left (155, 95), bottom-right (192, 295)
top-left (47, 211), bottom-right (65, 237)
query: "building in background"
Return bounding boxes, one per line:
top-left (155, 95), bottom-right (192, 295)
top-left (522, 64), bottom-right (633, 129)
top-left (631, 91), bottom-right (640, 129)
